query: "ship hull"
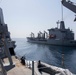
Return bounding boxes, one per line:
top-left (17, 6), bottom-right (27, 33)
top-left (27, 37), bottom-right (76, 47)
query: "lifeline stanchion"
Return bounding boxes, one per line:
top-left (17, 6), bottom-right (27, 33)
top-left (32, 61), bottom-right (34, 75)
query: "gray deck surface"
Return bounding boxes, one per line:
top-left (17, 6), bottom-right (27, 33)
top-left (4, 56), bottom-right (33, 75)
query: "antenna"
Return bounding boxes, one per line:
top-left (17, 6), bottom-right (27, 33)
top-left (56, 20), bottom-right (60, 28)
top-left (61, 3), bottom-right (63, 21)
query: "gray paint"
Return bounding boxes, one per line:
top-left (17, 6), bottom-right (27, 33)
top-left (27, 21), bottom-right (76, 46)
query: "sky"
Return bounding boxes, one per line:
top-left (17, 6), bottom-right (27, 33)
top-left (0, 0), bottom-right (76, 38)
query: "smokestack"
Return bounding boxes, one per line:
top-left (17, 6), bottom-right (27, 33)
top-left (60, 21), bottom-right (65, 29)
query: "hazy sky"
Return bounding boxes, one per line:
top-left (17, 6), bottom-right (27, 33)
top-left (0, 0), bottom-right (76, 38)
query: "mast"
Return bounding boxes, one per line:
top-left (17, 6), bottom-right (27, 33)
top-left (61, 3), bottom-right (64, 21)
top-left (60, 2), bottom-right (65, 30)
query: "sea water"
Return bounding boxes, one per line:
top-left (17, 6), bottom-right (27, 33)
top-left (13, 38), bottom-right (76, 74)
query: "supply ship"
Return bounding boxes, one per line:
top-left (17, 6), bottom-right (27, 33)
top-left (27, 21), bottom-right (76, 47)
top-left (27, 0), bottom-right (76, 47)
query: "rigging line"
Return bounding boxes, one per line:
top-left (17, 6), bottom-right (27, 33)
top-left (61, 2), bottom-right (64, 21)
top-left (63, 12), bottom-right (73, 21)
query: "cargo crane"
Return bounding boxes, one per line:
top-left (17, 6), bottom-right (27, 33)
top-left (30, 32), bottom-right (35, 38)
top-left (38, 31), bottom-right (43, 38)
top-left (44, 31), bottom-right (48, 39)
top-left (39, 31), bottom-right (48, 39)
top-left (61, 0), bottom-right (76, 21)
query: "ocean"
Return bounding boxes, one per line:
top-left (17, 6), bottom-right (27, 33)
top-left (13, 38), bottom-right (76, 74)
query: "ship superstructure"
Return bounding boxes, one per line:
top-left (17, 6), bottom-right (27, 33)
top-left (48, 21), bottom-right (74, 41)
top-left (0, 8), bottom-right (16, 75)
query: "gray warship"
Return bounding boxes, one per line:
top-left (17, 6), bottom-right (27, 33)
top-left (0, 7), bottom-right (16, 59)
top-left (27, 21), bottom-right (76, 47)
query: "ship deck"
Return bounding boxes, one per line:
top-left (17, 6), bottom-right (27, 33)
top-left (3, 56), bottom-right (49, 75)
top-left (3, 56), bottom-right (33, 75)
top-left (2, 56), bottom-right (73, 75)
